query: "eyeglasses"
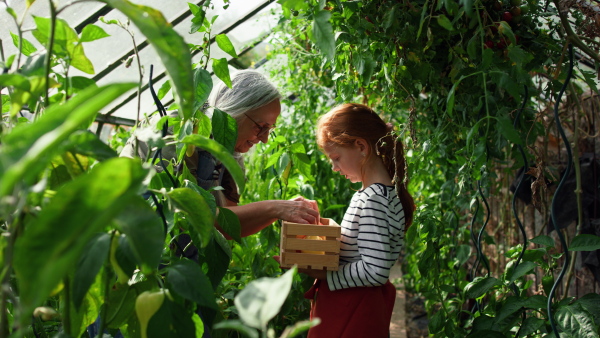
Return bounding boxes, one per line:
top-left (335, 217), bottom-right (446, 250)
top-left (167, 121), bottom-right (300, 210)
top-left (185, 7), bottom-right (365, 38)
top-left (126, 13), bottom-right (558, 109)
top-left (244, 113), bottom-right (276, 137)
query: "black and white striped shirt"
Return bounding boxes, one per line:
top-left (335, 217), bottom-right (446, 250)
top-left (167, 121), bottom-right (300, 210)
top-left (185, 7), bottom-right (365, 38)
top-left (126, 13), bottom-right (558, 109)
top-left (327, 183), bottom-right (405, 291)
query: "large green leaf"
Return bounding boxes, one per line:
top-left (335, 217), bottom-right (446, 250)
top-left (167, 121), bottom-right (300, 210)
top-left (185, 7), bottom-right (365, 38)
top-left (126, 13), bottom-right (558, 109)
top-left (217, 207), bottom-right (241, 243)
top-left (464, 276), bottom-right (500, 299)
top-left (113, 197), bottom-right (165, 274)
top-left (166, 259), bottom-right (217, 309)
top-left (13, 157), bottom-right (149, 319)
top-left (569, 234), bottom-right (600, 251)
top-left (573, 293), bottom-right (600, 325)
top-left (101, 0), bottom-right (194, 119)
top-left (199, 229), bottom-right (232, 290)
top-left (72, 233), bottom-right (111, 310)
top-left (556, 302), bottom-right (600, 338)
top-left (212, 108), bottom-right (237, 154)
top-left (0, 82), bottom-right (137, 197)
top-left (508, 261), bottom-right (537, 283)
top-left (181, 134), bottom-right (246, 194)
top-left (312, 10), bottom-right (335, 61)
top-left (66, 130), bottom-right (118, 161)
top-left (168, 187), bottom-right (214, 248)
top-left (234, 266), bottom-right (297, 330)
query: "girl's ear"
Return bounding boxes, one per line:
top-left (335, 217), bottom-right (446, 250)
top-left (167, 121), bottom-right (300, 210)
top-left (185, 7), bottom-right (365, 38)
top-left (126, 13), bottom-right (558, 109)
top-left (355, 138), bottom-right (369, 154)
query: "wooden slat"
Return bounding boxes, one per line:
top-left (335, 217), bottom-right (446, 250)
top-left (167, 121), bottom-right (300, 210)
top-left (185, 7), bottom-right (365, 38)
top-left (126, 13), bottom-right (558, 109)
top-left (283, 223), bottom-right (341, 237)
top-left (281, 252), bottom-right (339, 271)
top-left (284, 238), bottom-right (340, 253)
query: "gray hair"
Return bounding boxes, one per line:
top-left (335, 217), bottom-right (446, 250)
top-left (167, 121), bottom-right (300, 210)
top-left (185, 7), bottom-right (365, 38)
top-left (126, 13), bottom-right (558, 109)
top-left (208, 70), bottom-right (281, 121)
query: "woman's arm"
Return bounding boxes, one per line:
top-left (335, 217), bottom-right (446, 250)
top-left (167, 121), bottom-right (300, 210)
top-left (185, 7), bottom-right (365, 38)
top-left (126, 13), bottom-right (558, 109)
top-left (223, 198), bottom-right (319, 238)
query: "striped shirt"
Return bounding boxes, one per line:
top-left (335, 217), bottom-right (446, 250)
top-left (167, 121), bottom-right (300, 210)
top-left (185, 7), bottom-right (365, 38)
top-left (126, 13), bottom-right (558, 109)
top-left (327, 183), bottom-right (406, 291)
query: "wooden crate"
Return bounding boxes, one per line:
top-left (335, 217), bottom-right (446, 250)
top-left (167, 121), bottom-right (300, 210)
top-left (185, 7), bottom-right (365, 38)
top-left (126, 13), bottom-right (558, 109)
top-left (280, 218), bottom-right (341, 271)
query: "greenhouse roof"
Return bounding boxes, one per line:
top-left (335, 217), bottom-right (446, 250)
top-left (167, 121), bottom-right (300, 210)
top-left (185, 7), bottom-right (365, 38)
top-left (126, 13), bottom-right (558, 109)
top-left (0, 0), bottom-right (280, 127)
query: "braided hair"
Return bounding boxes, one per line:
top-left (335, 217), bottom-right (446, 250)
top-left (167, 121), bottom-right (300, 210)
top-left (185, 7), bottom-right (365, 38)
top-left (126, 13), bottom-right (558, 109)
top-left (316, 103), bottom-right (415, 227)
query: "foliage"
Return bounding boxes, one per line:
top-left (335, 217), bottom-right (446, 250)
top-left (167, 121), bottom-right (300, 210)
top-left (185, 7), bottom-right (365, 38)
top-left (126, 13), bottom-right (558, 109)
top-left (252, 0), bottom-right (600, 336)
top-left (2, 0), bottom-right (600, 337)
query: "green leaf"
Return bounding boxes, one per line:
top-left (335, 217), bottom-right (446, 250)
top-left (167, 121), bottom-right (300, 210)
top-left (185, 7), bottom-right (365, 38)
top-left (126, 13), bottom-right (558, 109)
top-left (517, 317), bottom-right (545, 337)
top-left (497, 115), bottom-right (522, 144)
top-left (215, 34), bottom-right (238, 58)
top-left (498, 21), bottom-right (516, 44)
top-left (280, 319), bottom-right (321, 338)
top-left (464, 276), bottom-right (499, 299)
top-left (428, 310), bottom-right (445, 334)
top-left (461, 0), bottom-right (475, 17)
top-left (182, 180), bottom-right (216, 215)
top-left (10, 32), bottom-right (37, 56)
top-left (277, 0), bottom-right (309, 11)
top-left (13, 157), bottom-right (149, 319)
top-left (0, 73), bottom-right (31, 91)
top-left (213, 320), bottom-right (259, 338)
top-left (105, 283), bottom-right (137, 329)
top-left (217, 207), bottom-right (241, 243)
top-left (556, 302), bottom-right (600, 338)
top-left (198, 229), bottom-right (232, 290)
top-left (189, 3), bottom-right (206, 33)
top-left (181, 134), bottom-right (245, 194)
top-left (570, 234), bottom-right (600, 251)
top-left (235, 266), bottom-right (297, 330)
top-left (66, 130), bottom-right (117, 161)
top-left (531, 235), bottom-right (555, 247)
top-left (211, 108), bottom-right (237, 154)
top-left (80, 24), bottom-right (110, 42)
top-left (495, 296), bottom-right (525, 324)
top-left (437, 14), bottom-right (454, 31)
top-left (166, 259), bottom-right (217, 309)
top-left (193, 67), bottom-right (212, 114)
top-left (0, 82), bottom-right (137, 197)
top-left (456, 244), bottom-right (471, 266)
top-left (113, 197), bottom-right (165, 274)
top-left (168, 187), bottom-right (215, 248)
top-left (102, 0), bottom-right (194, 119)
top-left (212, 57), bottom-right (232, 88)
top-left (312, 10), bottom-right (335, 61)
top-left (158, 79), bottom-right (171, 100)
top-left (147, 296), bottom-right (196, 338)
top-left (508, 261), bottom-right (537, 283)
top-left (72, 233), bottom-right (111, 310)
top-left (382, 5), bottom-right (398, 31)
top-left (574, 293), bottom-right (600, 325)
top-left (361, 56), bottom-right (376, 87)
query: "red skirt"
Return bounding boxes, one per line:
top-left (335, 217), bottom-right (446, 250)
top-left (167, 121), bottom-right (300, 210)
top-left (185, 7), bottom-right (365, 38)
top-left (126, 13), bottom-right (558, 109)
top-left (304, 279), bottom-right (396, 338)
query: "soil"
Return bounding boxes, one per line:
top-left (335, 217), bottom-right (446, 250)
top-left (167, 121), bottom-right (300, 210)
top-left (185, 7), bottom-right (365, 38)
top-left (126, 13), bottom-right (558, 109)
top-left (405, 292), bottom-right (429, 338)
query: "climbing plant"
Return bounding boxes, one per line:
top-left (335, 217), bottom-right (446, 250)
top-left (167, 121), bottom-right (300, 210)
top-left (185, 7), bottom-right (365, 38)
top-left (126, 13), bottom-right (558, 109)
top-left (247, 0), bottom-right (600, 336)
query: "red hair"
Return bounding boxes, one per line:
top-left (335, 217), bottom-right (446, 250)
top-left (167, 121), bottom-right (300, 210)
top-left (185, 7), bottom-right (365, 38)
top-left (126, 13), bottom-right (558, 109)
top-left (316, 103), bottom-right (415, 227)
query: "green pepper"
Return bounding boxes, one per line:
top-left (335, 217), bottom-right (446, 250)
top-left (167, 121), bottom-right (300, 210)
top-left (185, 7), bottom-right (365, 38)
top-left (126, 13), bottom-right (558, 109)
top-left (135, 289), bottom-right (166, 338)
top-left (542, 274), bottom-right (554, 296)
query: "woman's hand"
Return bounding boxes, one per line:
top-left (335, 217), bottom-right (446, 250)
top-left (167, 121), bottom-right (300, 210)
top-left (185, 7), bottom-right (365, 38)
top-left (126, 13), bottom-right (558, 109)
top-left (279, 197), bottom-right (320, 224)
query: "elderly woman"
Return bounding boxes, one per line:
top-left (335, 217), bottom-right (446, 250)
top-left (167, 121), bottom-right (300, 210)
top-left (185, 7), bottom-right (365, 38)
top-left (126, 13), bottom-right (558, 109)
top-left (120, 70), bottom-right (318, 237)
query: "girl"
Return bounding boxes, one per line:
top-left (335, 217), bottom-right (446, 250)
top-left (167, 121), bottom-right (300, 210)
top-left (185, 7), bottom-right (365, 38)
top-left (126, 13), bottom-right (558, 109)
top-left (301, 103), bottom-right (415, 338)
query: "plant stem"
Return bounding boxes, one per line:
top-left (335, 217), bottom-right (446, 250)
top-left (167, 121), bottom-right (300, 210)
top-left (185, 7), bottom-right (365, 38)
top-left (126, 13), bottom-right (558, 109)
top-left (562, 84), bottom-right (583, 299)
top-left (553, 0), bottom-right (600, 64)
top-left (63, 277), bottom-right (72, 336)
top-left (43, 0), bottom-right (57, 108)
